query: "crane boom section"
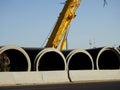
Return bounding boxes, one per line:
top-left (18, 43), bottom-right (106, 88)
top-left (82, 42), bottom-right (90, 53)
top-left (45, 0), bottom-right (81, 49)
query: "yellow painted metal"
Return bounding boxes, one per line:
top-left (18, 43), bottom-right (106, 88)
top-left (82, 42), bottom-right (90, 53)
top-left (45, 0), bottom-right (81, 50)
top-left (60, 38), bottom-right (67, 50)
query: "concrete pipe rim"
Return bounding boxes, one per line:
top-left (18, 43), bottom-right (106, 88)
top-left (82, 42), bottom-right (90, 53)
top-left (34, 48), bottom-right (53, 70)
top-left (66, 49), bottom-right (94, 71)
top-left (116, 47), bottom-right (120, 54)
top-left (96, 46), bottom-right (120, 70)
top-left (34, 48), bottom-right (48, 68)
top-left (0, 45), bottom-right (31, 71)
top-left (35, 48), bottom-right (67, 71)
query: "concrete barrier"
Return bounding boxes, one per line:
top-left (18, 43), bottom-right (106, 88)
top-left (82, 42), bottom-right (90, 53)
top-left (14, 72), bottom-right (43, 84)
top-left (0, 71), bottom-right (69, 86)
top-left (42, 71), bottom-right (69, 83)
top-left (69, 70), bottom-right (120, 82)
top-left (0, 70), bottom-right (120, 86)
top-left (0, 72), bottom-right (15, 85)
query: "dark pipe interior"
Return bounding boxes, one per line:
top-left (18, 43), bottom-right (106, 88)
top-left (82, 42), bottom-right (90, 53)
top-left (86, 48), bottom-right (102, 69)
top-left (68, 53), bottom-right (93, 70)
top-left (24, 48), bottom-right (41, 71)
top-left (38, 51), bottom-right (65, 71)
top-left (3, 49), bottom-right (28, 71)
top-left (98, 50), bottom-right (120, 69)
top-left (62, 50), bottom-right (73, 58)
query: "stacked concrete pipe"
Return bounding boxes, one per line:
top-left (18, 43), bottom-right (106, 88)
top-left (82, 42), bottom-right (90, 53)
top-left (96, 46), bottom-right (120, 70)
top-left (87, 46), bottom-right (120, 70)
top-left (62, 49), bottom-right (94, 82)
top-left (25, 48), bottom-right (69, 83)
top-left (0, 45), bottom-right (31, 71)
top-left (62, 49), bottom-right (94, 70)
top-left (33, 48), bottom-right (67, 71)
top-left (0, 47), bottom-right (69, 84)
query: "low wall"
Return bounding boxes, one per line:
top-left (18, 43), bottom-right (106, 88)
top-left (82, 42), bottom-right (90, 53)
top-left (68, 70), bottom-right (120, 82)
top-left (0, 70), bottom-right (120, 86)
top-left (0, 71), bottom-right (69, 86)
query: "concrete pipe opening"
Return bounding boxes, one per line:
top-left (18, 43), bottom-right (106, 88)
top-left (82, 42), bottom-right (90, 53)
top-left (34, 48), bottom-right (66, 71)
top-left (66, 49), bottom-right (94, 70)
top-left (0, 45), bottom-right (31, 71)
top-left (96, 47), bottom-right (120, 70)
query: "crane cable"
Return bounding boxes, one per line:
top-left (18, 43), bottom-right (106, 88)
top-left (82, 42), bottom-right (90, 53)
top-left (41, 22), bottom-right (57, 48)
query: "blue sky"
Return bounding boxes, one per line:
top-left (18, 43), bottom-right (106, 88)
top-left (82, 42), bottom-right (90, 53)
top-left (0, 0), bottom-right (120, 49)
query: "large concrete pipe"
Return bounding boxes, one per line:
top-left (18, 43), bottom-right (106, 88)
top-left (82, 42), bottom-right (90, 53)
top-left (0, 45), bottom-right (31, 71)
top-left (87, 47), bottom-right (120, 70)
top-left (96, 46), bottom-right (120, 70)
top-left (62, 49), bottom-right (94, 70)
top-left (62, 49), bottom-right (94, 82)
top-left (34, 48), bottom-right (66, 71)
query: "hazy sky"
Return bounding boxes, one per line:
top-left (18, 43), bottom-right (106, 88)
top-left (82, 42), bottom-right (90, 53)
top-left (0, 0), bottom-right (120, 49)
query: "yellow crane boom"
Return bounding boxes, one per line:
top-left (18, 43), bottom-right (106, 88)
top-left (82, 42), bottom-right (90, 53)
top-left (45, 0), bottom-right (81, 50)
